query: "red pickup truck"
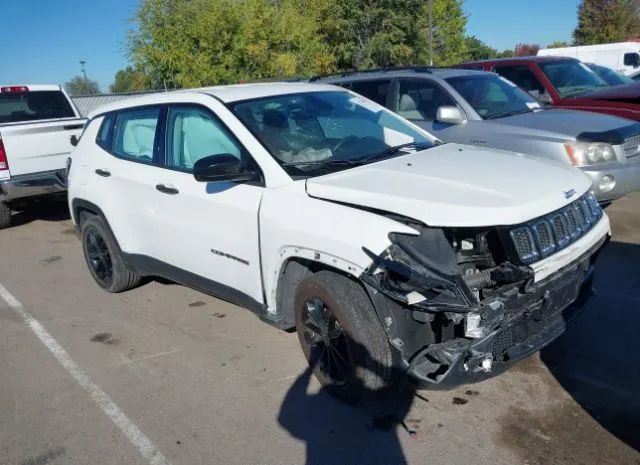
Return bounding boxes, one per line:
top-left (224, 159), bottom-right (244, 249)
top-left (457, 56), bottom-right (640, 121)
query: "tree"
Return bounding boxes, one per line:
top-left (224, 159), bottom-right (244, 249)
top-left (64, 76), bottom-right (100, 95)
top-left (547, 40), bottom-right (570, 48)
top-left (110, 67), bottom-right (146, 93)
top-left (514, 43), bottom-right (540, 57)
top-left (319, 0), bottom-right (467, 69)
top-left (496, 49), bottom-right (514, 58)
top-left (128, 0), bottom-right (335, 88)
top-left (127, 0), bottom-right (468, 87)
top-left (465, 36), bottom-right (497, 61)
top-left (573, 0), bottom-right (640, 45)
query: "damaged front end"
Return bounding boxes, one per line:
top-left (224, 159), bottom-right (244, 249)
top-left (361, 209), bottom-right (607, 388)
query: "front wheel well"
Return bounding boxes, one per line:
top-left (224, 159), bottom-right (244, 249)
top-left (275, 258), bottom-right (370, 330)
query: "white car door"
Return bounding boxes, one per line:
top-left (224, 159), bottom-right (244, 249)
top-left (89, 106), bottom-right (166, 258)
top-left (152, 103), bottom-right (264, 305)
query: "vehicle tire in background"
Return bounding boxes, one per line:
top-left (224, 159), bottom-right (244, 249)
top-left (294, 270), bottom-right (395, 404)
top-left (81, 215), bottom-right (141, 293)
top-left (0, 202), bottom-right (11, 229)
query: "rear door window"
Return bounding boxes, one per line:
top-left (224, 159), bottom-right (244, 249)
top-left (396, 79), bottom-right (455, 121)
top-left (348, 80), bottom-right (391, 106)
top-left (0, 91), bottom-right (75, 124)
top-left (493, 65), bottom-right (545, 93)
top-left (112, 107), bottom-right (161, 163)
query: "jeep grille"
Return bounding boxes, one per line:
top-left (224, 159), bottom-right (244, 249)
top-left (509, 192), bottom-right (602, 265)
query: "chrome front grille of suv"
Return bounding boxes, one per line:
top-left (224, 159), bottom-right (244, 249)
top-left (623, 135), bottom-right (640, 160)
top-left (509, 192), bottom-right (602, 265)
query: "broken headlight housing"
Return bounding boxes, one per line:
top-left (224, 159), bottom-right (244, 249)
top-left (364, 225), bottom-right (531, 311)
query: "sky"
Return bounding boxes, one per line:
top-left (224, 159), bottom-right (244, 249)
top-left (463, 0), bottom-right (581, 51)
top-left (1, 0), bottom-right (581, 92)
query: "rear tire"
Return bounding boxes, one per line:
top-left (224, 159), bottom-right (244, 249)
top-left (294, 270), bottom-right (395, 404)
top-left (81, 215), bottom-right (141, 293)
top-left (0, 202), bottom-right (11, 229)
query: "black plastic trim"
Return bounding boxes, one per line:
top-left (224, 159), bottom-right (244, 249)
top-left (576, 122), bottom-right (640, 145)
top-left (122, 253), bottom-right (269, 320)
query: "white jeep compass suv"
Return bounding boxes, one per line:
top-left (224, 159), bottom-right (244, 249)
top-left (68, 83), bottom-right (610, 402)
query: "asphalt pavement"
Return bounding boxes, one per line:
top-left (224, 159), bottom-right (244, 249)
top-left (1, 193), bottom-right (639, 465)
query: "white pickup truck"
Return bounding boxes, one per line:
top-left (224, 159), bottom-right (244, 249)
top-left (0, 84), bottom-right (85, 228)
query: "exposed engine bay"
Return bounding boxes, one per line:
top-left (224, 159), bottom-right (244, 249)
top-left (361, 220), bottom-right (607, 387)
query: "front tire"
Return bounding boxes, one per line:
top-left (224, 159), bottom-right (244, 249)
top-left (81, 215), bottom-right (140, 293)
top-left (294, 270), bottom-right (395, 404)
top-left (0, 202), bottom-right (11, 229)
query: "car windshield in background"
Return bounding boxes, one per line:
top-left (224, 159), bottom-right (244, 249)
top-left (230, 91), bottom-right (433, 178)
top-left (0, 91), bottom-right (75, 124)
top-left (586, 63), bottom-right (633, 86)
top-left (539, 60), bottom-right (608, 97)
top-left (446, 74), bottom-right (541, 120)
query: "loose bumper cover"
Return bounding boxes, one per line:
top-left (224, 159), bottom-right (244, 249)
top-left (404, 233), bottom-right (606, 388)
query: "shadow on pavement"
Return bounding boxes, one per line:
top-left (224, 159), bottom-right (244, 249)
top-left (9, 198), bottom-right (70, 228)
top-left (278, 336), bottom-right (417, 465)
top-left (541, 240), bottom-right (640, 452)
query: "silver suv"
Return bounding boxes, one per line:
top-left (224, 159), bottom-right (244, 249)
top-left (313, 67), bottom-right (640, 203)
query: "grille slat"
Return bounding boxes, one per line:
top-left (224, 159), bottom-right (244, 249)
top-left (623, 135), bottom-right (640, 160)
top-left (509, 193), bottom-right (602, 265)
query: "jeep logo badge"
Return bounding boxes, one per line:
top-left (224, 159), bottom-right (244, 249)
top-left (563, 189), bottom-right (577, 199)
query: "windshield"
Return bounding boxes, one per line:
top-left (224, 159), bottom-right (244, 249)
top-left (0, 90), bottom-right (75, 124)
top-left (539, 60), bottom-right (608, 97)
top-left (230, 91), bottom-right (433, 178)
top-left (586, 63), bottom-right (633, 86)
top-left (445, 74), bottom-right (541, 120)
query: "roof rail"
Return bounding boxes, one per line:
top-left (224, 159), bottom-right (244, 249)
top-left (309, 66), bottom-right (433, 81)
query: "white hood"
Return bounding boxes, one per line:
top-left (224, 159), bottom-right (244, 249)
top-left (306, 144), bottom-right (591, 227)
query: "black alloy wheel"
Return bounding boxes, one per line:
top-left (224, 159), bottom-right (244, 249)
top-left (300, 297), bottom-right (353, 386)
top-left (84, 228), bottom-right (114, 287)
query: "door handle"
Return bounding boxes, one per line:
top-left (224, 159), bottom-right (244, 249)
top-left (156, 183), bottom-right (179, 195)
top-left (95, 169), bottom-right (111, 177)
top-left (64, 124), bottom-right (85, 130)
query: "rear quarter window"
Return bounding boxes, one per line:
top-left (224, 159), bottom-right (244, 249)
top-left (96, 114), bottom-right (116, 151)
top-left (0, 91), bottom-right (75, 124)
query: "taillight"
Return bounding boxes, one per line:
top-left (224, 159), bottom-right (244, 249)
top-left (0, 138), bottom-right (8, 171)
top-left (0, 86), bottom-right (29, 93)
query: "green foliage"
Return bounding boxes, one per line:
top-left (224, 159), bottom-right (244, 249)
top-left (128, 0), bottom-right (335, 88)
top-left (318, 0), bottom-right (467, 68)
top-left (573, 0), bottom-right (640, 45)
top-left (547, 40), bottom-right (570, 49)
top-left (127, 0), bottom-right (467, 87)
top-left (428, 0), bottom-right (468, 65)
top-left (110, 67), bottom-right (146, 93)
top-left (495, 49), bottom-right (514, 58)
top-left (465, 36), bottom-right (497, 61)
top-left (64, 76), bottom-right (100, 96)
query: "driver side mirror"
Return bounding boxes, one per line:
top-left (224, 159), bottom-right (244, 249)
top-left (436, 106), bottom-right (465, 125)
top-left (193, 154), bottom-right (259, 183)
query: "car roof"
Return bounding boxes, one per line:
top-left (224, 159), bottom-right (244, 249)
top-left (87, 82), bottom-right (340, 118)
top-left (462, 55), bottom-right (579, 66)
top-left (311, 67), bottom-right (488, 82)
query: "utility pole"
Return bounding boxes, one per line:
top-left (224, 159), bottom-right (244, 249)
top-left (79, 60), bottom-right (89, 94)
top-left (428, 0), bottom-right (433, 66)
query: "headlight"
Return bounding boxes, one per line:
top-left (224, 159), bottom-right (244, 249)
top-left (564, 141), bottom-right (616, 165)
